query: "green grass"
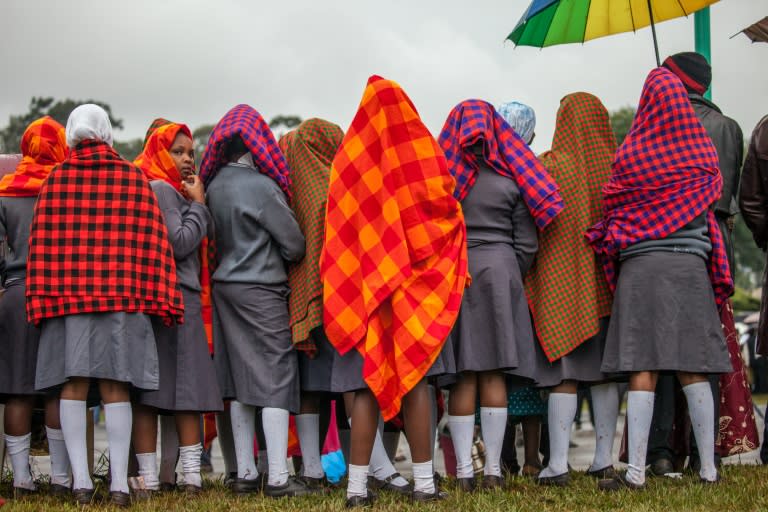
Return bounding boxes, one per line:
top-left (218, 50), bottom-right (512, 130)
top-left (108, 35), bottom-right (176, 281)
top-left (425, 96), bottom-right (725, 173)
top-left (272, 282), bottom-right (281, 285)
top-left (2, 465), bottom-right (768, 511)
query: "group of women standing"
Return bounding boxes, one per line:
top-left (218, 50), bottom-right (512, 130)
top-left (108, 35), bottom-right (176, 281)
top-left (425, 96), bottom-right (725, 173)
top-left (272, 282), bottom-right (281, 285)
top-left (0, 61), bottom-right (732, 507)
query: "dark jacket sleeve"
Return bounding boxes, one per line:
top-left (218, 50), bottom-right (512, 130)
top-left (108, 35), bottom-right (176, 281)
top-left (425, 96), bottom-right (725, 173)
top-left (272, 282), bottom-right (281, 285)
top-left (739, 120), bottom-right (768, 249)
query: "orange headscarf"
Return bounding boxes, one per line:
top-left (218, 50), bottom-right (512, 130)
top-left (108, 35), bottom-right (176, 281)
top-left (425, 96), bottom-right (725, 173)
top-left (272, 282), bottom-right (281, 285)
top-left (134, 123), bottom-right (193, 190)
top-left (0, 116), bottom-right (67, 197)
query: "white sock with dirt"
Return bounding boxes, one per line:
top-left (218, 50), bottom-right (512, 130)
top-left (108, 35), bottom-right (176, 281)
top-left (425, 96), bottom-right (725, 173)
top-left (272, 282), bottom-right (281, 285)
top-left (480, 407), bottom-right (507, 477)
top-left (683, 381), bottom-right (718, 482)
top-left (539, 393), bottom-right (576, 478)
top-left (45, 427), bottom-right (71, 488)
top-left (179, 443), bottom-right (203, 488)
top-left (262, 407), bottom-right (290, 487)
top-left (5, 433), bottom-right (35, 490)
top-left (589, 383), bottom-right (619, 472)
top-left (60, 399), bottom-right (93, 490)
top-left (626, 391), bottom-right (654, 486)
top-left (215, 411), bottom-right (237, 476)
top-left (346, 464), bottom-right (369, 499)
top-left (295, 413), bottom-right (324, 479)
top-left (412, 460), bottom-right (435, 494)
top-left (447, 414), bottom-right (476, 478)
top-left (104, 402), bottom-right (132, 493)
top-left (369, 419), bottom-right (408, 486)
top-left (159, 415), bottom-right (179, 485)
top-left (136, 452), bottom-right (160, 490)
top-left (229, 401), bottom-right (258, 480)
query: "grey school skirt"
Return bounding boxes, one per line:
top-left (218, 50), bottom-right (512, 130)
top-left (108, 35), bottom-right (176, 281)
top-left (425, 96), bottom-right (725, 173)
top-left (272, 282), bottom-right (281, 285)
top-left (35, 311), bottom-right (159, 391)
top-left (601, 252), bottom-right (732, 374)
top-left (213, 281), bottom-right (300, 413)
top-left (0, 279), bottom-right (42, 399)
top-left (298, 327), bottom-right (336, 393)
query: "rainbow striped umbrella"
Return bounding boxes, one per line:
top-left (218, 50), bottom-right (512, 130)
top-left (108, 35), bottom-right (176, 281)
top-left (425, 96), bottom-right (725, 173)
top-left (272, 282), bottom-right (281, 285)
top-left (508, 0), bottom-right (720, 66)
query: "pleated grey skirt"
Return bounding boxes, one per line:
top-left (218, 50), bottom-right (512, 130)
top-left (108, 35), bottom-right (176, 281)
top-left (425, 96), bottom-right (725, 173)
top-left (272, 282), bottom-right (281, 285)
top-left (35, 311), bottom-right (159, 391)
top-left (0, 279), bottom-right (42, 399)
top-left (298, 327), bottom-right (336, 393)
top-left (139, 289), bottom-right (223, 413)
top-left (601, 252), bottom-right (732, 374)
top-left (213, 282), bottom-right (300, 413)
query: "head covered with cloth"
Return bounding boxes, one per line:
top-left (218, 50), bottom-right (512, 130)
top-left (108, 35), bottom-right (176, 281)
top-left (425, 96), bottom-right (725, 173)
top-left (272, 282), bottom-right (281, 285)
top-left (26, 104), bottom-right (184, 325)
top-left (586, 68), bottom-right (732, 308)
top-left (525, 93), bottom-right (615, 362)
top-left (279, 118), bottom-right (344, 352)
top-left (0, 116), bottom-right (67, 197)
top-left (497, 101), bottom-right (536, 145)
top-left (438, 99), bottom-right (563, 229)
top-left (320, 75), bottom-right (469, 420)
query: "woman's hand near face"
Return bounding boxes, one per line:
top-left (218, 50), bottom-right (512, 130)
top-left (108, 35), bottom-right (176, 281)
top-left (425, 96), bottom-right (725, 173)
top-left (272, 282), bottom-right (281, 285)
top-left (182, 174), bottom-right (206, 204)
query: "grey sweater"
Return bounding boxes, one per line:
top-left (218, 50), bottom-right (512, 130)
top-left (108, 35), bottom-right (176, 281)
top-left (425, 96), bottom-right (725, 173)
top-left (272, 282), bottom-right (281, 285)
top-left (150, 180), bottom-right (212, 292)
top-left (621, 213), bottom-right (712, 261)
top-left (461, 164), bottom-right (538, 275)
top-left (0, 196), bottom-right (36, 284)
top-left (206, 164), bottom-right (305, 284)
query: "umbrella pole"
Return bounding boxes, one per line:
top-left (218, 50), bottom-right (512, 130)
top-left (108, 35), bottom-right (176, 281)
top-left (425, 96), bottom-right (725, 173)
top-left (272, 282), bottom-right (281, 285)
top-left (647, 0), bottom-right (661, 66)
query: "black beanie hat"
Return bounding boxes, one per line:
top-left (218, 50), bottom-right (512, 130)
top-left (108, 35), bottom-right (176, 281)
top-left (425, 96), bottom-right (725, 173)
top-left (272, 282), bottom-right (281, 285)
top-left (662, 52), bottom-right (712, 95)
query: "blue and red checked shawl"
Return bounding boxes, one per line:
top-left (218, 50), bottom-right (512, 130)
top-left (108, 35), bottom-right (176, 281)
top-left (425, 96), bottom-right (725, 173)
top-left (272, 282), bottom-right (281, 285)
top-left (199, 104), bottom-right (292, 200)
top-left (586, 67), bottom-right (732, 309)
top-left (437, 99), bottom-right (563, 229)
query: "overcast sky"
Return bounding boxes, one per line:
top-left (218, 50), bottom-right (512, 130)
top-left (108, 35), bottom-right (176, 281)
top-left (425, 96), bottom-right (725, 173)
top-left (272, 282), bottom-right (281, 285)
top-left (1, 0), bottom-right (766, 153)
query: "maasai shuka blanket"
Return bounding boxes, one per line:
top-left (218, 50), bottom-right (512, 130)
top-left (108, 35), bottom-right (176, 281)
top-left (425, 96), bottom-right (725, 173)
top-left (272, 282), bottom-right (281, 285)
top-left (26, 140), bottom-right (184, 325)
top-left (199, 104), bottom-right (291, 199)
top-left (279, 118), bottom-right (344, 352)
top-left (135, 122), bottom-right (215, 352)
top-left (0, 117), bottom-right (67, 197)
top-left (526, 93), bottom-right (615, 362)
top-left (320, 75), bottom-right (469, 420)
top-left (437, 99), bottom-right (563, 229)
top-left (586, 67), bottom-right (733, 309)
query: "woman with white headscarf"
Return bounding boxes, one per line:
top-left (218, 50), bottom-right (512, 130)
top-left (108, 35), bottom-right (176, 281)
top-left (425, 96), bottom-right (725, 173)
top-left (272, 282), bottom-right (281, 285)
top-left (27, 104), bottom-right (183, 507)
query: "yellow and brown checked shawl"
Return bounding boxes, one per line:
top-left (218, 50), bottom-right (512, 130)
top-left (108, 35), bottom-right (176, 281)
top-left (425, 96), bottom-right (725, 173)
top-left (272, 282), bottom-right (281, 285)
top-left (279, 119), bottom-right (344, 352)
top-left (320, 75), bottom-right (469, 420)
top-left (524, 93), bottom-right (614, 362)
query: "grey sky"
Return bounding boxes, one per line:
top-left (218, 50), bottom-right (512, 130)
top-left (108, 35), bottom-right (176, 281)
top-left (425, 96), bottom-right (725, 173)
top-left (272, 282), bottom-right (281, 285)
top-left (1, 0), bottom-right (765, 153)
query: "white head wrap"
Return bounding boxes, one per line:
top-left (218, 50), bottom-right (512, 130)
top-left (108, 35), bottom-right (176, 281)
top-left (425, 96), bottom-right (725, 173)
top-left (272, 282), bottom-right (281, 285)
top-left (497, 101), bottom-right (536, 145)
top-left (65, 104), bottom-right (113, 147)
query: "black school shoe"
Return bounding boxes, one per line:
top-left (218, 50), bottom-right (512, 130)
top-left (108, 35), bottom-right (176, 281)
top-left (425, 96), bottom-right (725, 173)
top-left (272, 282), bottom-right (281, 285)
top-left (598, 472), bottom-right (646, 492)
top-left (231, 477), bottom-right (264, 495)
top-left (264, 476), bottom-right (321, 498)
top-left (456, 476), bottom-right (477, 492)
top-left (537, 472), bottom-right (570, 487)
top-left (345, 490), bottom-right (377, 508)
top-left (12, 487), bottom-right (37, 499)
top-left (586, 466), bottom-right (617, 479)
top-left (368, 472), bottom-right (412, 495)
top-left (72, 488), bottom-right (96, 505)
top-left (412, 488), bottom-right (448, 502)
top-left (109, 490), bottom-right (131, 508)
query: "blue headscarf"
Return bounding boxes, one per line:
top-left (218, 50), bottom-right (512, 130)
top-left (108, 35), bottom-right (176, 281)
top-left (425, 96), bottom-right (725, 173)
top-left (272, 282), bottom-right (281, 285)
top-left (497, 101), bottom-right (536, 145)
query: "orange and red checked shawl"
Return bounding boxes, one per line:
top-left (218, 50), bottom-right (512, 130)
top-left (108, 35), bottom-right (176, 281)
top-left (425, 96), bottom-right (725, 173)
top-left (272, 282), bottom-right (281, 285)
top-left (524, 93), bottom-right (614, 362)
top-left (320, 75), bottom-right (469, 420)
top-left (0, 116), bottom-right (67, 197)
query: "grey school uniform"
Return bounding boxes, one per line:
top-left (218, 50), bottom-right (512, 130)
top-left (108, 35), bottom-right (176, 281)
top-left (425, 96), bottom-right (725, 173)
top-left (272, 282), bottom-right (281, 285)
top-left (138, 181), bottom-right (223, 413)
top-left (601, 215), bottom-right (732, 374)
top-left (0, 197), bottom-right (42, 399)
top-left (441, 164), bottom-right (542, 383)
top-left (207, 163), bottom-right (305, 413)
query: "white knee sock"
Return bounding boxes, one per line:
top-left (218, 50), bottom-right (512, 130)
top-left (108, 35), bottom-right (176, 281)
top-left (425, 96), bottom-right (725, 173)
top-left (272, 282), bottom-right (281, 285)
top-left (683, 382), bottom-right (717, 481)
top-left (295, 413), bottom-right (324, 479)
top-left (104, 402), bottom-right (132, 493)
top-left (369, 420), bottom-right (408, 486)
top-left (262, 407), bottom-right (289, 486)
top-left (60, 399), bottom-right (93, 490)
top-left (480, 407), bottom-right (507, 477)
top-left (589, 383), bottom-right (619, 472)
top-left (215, 411), bottom-right (237, 475)
top-left (179, 443), bottom-right (203, 488)
top-left (346, 464), bottom-right (369, 499)
top-left (136, 452), bottom-right (160, 490)
top-left (159, 415), bottom-right (178, 485)
top-left (6, 433), bottom-right (35, 490)
top-left (45, 427), bottom-right (72, 487)
top-left (540, 393), bottom-right (576, 478)
top-left (447, 414), bottom-right (476, 478)
top-left (229, 401), bottom-right (258, 480)
top-left (626, 391), bottom-right (654, 486)
top-left (412, 460), bottom-right (435, 494)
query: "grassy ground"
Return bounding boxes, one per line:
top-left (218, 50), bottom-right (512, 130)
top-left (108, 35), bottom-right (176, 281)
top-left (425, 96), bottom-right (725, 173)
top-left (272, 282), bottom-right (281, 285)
top-left (2, 465), bottom-right (768, 511)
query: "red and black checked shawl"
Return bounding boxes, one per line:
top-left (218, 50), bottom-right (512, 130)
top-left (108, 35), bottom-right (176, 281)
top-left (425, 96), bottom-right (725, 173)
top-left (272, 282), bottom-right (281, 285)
top-left (26, 140), bottom-right (184, 325)
top-left (525, 93), bottom-right (614, 362)
top-left (437, 99), bottom-right (563, 229)
top-left (199, 105), bottom-right (291, 199)
top-left (586, 68), bottom-right (732, 309)
top-left (279, 119), bottom-right (344, 352)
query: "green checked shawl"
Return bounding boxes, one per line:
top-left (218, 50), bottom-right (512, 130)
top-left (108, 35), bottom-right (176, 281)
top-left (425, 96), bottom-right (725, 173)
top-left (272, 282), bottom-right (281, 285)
top-left (280, 118), bottom-right (344, 351)
top-left (524, 93), bottom-right (614, 362)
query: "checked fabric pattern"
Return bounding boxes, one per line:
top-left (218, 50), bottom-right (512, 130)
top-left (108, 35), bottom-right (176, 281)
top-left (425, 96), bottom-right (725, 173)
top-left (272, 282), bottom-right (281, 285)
top-left (199, 104), bottom-right (292, 199)
top-left (525, 93), bottom-right (614, 362)
top-left (437, 99), bottom-right (563, 229)
top-left (142, 117), bottom-right (172, 147)
top-left (586, 67), bottom-right (733, 309)
top-left (279, 118), bottom-right (344, 352)
top-left (320, 75), bottom-right (469, 420)
top-left (0, 116), bottom-right (67, 197)
top-left (26, 140), bottom-right (184, 325)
